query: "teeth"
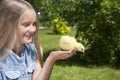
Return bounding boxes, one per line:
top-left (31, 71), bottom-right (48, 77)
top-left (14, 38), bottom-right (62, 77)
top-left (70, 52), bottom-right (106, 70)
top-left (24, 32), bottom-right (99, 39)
top-left (26, 35), bottom-right (32, 39)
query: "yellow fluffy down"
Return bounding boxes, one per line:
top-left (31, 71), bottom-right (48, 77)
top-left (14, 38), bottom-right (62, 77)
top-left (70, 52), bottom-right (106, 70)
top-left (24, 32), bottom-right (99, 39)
top-left (59, 36), bottom-right (85, 53)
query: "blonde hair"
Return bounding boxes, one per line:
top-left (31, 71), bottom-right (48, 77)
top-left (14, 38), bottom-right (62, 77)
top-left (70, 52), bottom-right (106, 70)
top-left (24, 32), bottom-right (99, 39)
top-left (0, 0), bottom-right (42, 66)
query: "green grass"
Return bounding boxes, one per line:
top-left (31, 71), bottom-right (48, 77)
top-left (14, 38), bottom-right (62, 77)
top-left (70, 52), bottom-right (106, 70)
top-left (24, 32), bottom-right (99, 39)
top-left (39, 28), bottom-right (120, 80)
top-left (51, 66), bottom-right (120, 80)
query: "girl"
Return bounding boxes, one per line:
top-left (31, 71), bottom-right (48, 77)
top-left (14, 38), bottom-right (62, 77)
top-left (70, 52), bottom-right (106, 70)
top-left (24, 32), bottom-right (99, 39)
top-left (0, 0), bottom-right (77, 80)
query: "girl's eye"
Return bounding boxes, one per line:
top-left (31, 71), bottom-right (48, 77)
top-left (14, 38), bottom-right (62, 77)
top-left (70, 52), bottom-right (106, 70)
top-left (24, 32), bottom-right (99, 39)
top-left (21, 22), bottom-right (36, 27)
top-left (23, 23), bottom-right (30, 27)
top-left (33, 22), bottom-right (36, 26)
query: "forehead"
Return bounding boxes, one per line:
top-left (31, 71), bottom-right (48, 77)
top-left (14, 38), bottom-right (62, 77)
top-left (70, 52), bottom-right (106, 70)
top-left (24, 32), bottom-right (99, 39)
top-left (20, 10), bottom-right (37, 22)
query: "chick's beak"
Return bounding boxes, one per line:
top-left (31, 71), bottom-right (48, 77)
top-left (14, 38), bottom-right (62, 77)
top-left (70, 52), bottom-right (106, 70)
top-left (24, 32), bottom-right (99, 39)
top-left (82, 49), bottom-right (85, 53)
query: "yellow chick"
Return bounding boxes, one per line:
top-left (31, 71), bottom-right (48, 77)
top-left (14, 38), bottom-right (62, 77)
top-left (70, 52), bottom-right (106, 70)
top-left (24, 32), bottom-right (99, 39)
top-left (59, 36), bottom-right (85, 53)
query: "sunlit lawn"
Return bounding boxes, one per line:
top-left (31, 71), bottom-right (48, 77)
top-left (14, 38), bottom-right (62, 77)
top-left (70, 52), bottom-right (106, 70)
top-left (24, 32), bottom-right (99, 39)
top-left (39, 28), bottom-right (120, 80)
top-left (51, 65), bottom-right (120, 80)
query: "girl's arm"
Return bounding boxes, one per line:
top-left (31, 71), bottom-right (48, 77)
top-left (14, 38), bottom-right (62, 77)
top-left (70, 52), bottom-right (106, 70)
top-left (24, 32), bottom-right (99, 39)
top-left (32, 47), bottom-right (77, 80)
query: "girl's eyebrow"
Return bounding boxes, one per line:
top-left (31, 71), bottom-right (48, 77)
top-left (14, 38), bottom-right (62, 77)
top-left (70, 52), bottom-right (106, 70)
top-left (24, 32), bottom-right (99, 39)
top-left (21, 19), bottom-right (36, 23)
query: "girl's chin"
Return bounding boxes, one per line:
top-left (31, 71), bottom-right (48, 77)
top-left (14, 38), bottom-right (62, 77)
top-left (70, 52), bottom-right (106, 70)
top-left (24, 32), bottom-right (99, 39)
top-left (24, 40), bottom-right (32, 44)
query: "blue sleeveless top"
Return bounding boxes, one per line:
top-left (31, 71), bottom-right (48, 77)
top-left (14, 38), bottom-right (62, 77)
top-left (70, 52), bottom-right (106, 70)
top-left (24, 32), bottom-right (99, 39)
top-left (0, 44), bottom-right (37, 80)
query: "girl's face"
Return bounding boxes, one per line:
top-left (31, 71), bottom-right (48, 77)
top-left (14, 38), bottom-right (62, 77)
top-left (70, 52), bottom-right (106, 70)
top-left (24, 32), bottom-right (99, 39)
top-left (17, 10), bottom-right (37, 45)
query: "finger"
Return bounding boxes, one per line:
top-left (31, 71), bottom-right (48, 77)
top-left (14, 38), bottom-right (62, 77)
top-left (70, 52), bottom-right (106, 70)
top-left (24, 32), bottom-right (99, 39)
top-left (62, 51), bottom-right (76, 59)
top-left (70, 47), bottom-right (77, 54)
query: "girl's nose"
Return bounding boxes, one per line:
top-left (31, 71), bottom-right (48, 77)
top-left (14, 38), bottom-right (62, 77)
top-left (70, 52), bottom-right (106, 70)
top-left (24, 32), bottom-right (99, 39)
top-left (29, 25), bottom-right (36, 32)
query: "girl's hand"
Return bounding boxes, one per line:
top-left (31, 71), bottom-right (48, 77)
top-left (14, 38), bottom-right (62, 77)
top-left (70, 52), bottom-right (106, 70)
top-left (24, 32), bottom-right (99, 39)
top-left (49, 47), bottom-right (77, 62)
